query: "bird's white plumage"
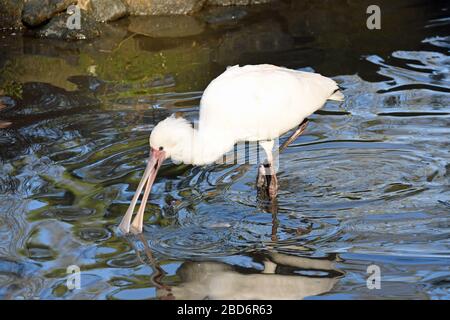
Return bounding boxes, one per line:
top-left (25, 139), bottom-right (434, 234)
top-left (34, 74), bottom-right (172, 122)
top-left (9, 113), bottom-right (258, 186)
top-left (199, 64), bottom-right (341, 141)
top-left (150, 64), bottom-right (343, 165)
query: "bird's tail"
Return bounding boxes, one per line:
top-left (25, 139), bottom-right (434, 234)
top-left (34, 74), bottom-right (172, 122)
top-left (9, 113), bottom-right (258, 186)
top-left (328, 88), bottom-right (345, 102)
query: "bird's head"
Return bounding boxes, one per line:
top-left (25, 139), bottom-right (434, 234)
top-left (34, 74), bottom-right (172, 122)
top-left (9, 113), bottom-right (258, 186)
top-left (118, 114), bottom-right (194, 233)
top-left (127, 115), bottom-right (194, 221)
top-left (149, 114), bottom-right (193, 162)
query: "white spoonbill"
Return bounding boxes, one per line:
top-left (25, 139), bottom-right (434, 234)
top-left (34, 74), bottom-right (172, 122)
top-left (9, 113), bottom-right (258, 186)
top-left (119, 64), bottom-right (344, 234)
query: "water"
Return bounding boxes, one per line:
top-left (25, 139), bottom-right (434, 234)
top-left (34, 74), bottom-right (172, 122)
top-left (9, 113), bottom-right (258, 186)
top-left (0, 1), bottom-right (449, 299)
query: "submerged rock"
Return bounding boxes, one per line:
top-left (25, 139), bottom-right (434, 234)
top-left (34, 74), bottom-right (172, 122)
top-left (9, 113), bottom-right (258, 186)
top-left (67, 75), bottom-right (106, 93)
top-left (124, 0), bottom-right (206, 15)
top-left (200, 6), bottom-right (248, 25)
top-left (33, 10), bottom-right (102, 40)
top-left (22, 0), bottom-right (76, 27)
top-left (78, 0), bottom-right (127, 22)
top-left (0, 0), bottom-right (23, 29)
top-left (214, 20), bottom-right (293, 65)
top-left (128, 16), bottom-right (205, 38)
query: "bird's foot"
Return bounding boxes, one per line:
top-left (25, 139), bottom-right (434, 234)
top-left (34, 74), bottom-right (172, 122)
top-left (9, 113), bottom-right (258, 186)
top-left (256, 164), bottom-right (268, 188)
top-left (256, 164), bottom-right (278, 201)
top-left (267, 173), bottom-right (278, 200)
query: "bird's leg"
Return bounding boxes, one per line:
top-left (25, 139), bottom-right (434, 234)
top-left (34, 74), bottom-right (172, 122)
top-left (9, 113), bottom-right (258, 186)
top-left (256, 164), bottom-right (268, 188)
top-left (256, 140), bottom-right (274, 190)
top-left (256, 160), bottom-right (278, 200)
top-left (278, 118), bottom-right (309, 154)
top-left (256, 119), bottom-right (309, 199)
top-left (257, 140), bottom-right (278, 200)
top-left (267, 160), bottom-right (278, 200)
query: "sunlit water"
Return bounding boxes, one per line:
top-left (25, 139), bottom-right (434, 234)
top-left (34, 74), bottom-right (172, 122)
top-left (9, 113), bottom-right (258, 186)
top-left (0, 1), bottom-right (449, 299)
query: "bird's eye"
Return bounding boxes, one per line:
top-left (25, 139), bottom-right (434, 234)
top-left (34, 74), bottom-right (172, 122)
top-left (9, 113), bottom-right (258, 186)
top-left (159, 146), bottom-right (164, 151)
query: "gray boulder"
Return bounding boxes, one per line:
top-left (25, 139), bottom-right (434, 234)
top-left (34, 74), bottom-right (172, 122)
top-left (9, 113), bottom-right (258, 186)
top-left (22, 0), bottom-right (76, 26)
top-left (123, 0), bottom-right (206, 15)
top-left (0, 0), bottom-right (23, 29)
top-left (78, 0), bottom-right (127, 22)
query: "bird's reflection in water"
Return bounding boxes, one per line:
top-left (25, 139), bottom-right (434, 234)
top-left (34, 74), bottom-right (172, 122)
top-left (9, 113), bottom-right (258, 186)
top-left (130, 234), bottom-right (343, 300)
top-left (129, 234), bottom-right (176, 299)
top-left (256, 193), bottom-right (312, 242)
top-left (163, 251), bottom-right (341, 300)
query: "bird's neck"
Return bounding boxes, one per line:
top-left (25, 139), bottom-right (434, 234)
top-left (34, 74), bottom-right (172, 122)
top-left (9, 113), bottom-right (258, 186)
top-left (173, 126), bottom-right (235, 166)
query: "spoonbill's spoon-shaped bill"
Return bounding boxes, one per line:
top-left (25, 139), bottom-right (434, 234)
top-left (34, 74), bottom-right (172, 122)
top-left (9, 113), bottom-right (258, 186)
top-left (118, 147), bottom-right (165, 234)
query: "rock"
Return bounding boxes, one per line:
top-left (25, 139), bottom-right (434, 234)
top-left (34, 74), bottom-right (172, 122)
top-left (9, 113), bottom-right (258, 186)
top-left (78, 0), bottom-right (127, 22)
top-left (207, 0), bottom-right (273, 6)
top-left (128, 16), bottom-right (204, 37)
top-left (33, 10), bottom-right (102, 40)
top-left (67, 75), bottom-right (106, 93)
top-left (0, 95), bottom-right (16, 112)
top-left (22, 0), bottom-right (76, 27)
top-left (124, 0), bottom-right (206, 15)
top-left (0, 0), bottom-right (23, 29)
